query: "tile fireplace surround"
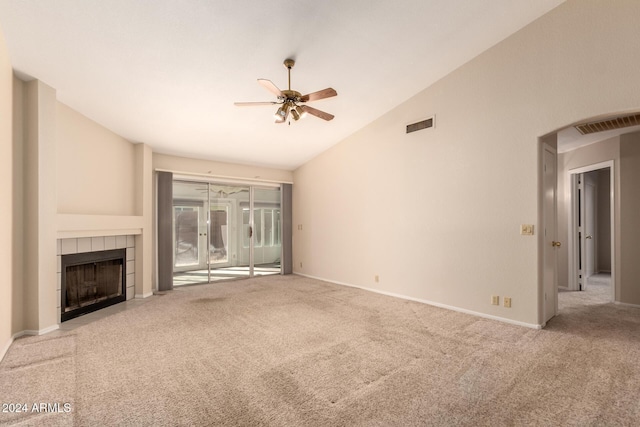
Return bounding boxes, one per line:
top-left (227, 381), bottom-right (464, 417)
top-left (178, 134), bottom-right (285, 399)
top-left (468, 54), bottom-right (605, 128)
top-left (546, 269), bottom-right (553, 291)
top-left (57, 235), bottom-right (135, 324)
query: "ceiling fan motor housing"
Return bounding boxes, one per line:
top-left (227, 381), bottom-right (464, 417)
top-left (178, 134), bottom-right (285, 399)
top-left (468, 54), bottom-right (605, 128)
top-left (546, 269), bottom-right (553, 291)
top-left (280, 90), bottom-right (302, 102)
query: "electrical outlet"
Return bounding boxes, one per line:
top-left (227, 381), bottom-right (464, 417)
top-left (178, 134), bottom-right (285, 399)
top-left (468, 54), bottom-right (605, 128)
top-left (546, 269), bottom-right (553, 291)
top-left (299, 262), bottom-right (302, 268)
top-left (504, 297), bottom-right (512, 308)
top-left (375, 275), bottom-right (379, 283)
top-left (491, 295), bottom-right (499, 306)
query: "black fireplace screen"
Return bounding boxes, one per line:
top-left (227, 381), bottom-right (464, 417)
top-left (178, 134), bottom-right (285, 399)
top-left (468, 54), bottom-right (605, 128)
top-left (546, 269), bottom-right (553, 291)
top-left (61, 248), bottom-right (126, 322)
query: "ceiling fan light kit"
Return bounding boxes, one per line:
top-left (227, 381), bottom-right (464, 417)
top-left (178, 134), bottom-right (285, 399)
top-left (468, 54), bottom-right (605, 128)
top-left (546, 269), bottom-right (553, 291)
top-left (235, 59), bottom-right (337, 124)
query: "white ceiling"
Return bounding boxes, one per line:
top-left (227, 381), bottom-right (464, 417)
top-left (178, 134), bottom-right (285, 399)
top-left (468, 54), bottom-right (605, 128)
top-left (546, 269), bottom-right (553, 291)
top-left (0, 0), bottom-right (564, 170)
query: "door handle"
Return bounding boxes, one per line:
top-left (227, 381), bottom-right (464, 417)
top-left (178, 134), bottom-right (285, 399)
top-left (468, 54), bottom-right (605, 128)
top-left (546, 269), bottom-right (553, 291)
top-left (586, 235), bottom-right (593, 240)
top-left (249, 226), bottom-right (253, 238)
top-left (552, 241), bottom-right (562, 247)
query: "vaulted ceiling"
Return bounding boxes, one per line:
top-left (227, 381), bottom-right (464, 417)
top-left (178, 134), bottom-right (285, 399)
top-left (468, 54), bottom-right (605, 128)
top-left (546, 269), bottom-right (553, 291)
top-left (0, 0), bottom-right (564, 170)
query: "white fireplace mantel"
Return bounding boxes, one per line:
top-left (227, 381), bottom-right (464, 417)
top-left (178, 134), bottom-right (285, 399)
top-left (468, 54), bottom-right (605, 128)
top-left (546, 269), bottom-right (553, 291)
top-left (56, 214), bottom-right (144, 239)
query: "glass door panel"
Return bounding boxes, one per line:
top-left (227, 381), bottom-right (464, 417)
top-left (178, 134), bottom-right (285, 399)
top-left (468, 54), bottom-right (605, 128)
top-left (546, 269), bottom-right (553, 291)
top-left (174, 206), bottom-right (199, 267)
top-left (253, 187), bottom-right (282, 277)
top-left (209, 204), bottom-right (229, 265)
top-left (172, 181), bottom-right (210, 286)
top-left (209, 184), bottom-right (251, 281)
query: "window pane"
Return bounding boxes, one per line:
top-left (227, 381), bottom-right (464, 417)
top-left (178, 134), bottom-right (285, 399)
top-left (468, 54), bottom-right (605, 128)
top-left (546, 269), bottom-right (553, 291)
top-left (174, 207), bottom-right (199, 267)
top-left (243, 208), bottom-right (250, 248)
top-left (254, 209), bottom-right (262, 247)
top-left (264, 210), bottom-right (273, 247)
top-left (209, 205), bottom-right (228, 264)
top-left (275, 209), bottom-right (281, 246)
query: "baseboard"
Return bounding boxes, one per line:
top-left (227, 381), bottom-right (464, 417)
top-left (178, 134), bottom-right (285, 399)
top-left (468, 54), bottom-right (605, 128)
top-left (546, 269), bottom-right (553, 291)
top-left (295, 273), bottom-right (543, 330)
top-left (558, 286), bottom-right (569, 291)
top-left (0, 332), bottom-right (22, 363)
top-left (0, 324), bottom-right (59, 364)
top-left (135, 292), bottom-right (153, 299)
top-left (22, 324), bottom-right (60, 336)
top-left (1, 339), bottom-right (10, 363)
top-left (614, 301), bottom-right (640, 309)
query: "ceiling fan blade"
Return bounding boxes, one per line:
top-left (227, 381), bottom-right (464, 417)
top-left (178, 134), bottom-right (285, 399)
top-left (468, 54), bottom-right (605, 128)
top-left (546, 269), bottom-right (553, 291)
top-left (301, 105), bottom-right (334, 121)
top-left (299, 87), bottom-right (337, 103)
top-left (234, 101), bottom-right (278, 107)
top-left (258, 79), bottom-right (283, 97)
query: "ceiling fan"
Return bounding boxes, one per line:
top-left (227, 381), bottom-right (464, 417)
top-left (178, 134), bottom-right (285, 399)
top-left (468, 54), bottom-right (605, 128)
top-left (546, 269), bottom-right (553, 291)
top-left (234, 59), bottom-right (337, 124)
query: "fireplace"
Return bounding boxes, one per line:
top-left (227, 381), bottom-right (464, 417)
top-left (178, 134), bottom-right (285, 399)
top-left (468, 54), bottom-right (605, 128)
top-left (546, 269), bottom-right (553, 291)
top-left (61, 248), bottom-right (126, 322)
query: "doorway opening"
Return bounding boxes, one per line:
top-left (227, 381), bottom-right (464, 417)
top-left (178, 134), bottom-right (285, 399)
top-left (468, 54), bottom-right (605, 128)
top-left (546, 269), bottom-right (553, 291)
top-left (567, 162), bottom-right (615, 304)
top-left (542, 112), bottom-right (640, 326)
top-left (172, 180), bottom-right (282, 286)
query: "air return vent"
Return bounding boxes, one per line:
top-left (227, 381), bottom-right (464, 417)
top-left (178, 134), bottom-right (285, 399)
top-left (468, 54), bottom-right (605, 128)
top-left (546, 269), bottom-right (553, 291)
top-left (575, 113), bottom-right (640, 135)
top-left (406, 117), bottom-right (434, 134)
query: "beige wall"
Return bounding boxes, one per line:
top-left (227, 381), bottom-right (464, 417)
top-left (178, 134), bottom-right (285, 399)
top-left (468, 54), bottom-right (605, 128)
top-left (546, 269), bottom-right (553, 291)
top-left (153, 153), bottom-right (293, 184)
top-left (135, 143), bottom-right (153, 297)
top-left (619, 132), bottom-right (640, 304)
top-left (56, 102), bottom-right (136, 215)
top-left (12, 76), bottom-right (24, 335)
top-left (0, 26), bottom-right (13, 359)
top-left (293, 0), bottom-right (640, 327)
top-left (24, 80), bottom-right (58, 331)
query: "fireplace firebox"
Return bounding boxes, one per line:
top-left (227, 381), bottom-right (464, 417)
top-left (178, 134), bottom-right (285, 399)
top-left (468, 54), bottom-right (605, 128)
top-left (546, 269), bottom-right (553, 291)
top-left (61, 249), bottom-right (126, 322)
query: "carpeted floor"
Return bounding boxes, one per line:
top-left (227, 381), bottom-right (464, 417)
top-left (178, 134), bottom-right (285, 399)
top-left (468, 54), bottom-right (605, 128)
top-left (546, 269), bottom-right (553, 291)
top-left (1, 275), bottom-right (639, 426)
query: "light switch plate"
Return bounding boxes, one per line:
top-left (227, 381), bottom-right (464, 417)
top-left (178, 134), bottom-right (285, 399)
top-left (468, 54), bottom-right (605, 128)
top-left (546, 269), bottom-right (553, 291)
top-left (520, 224), bottom-right (534, 235)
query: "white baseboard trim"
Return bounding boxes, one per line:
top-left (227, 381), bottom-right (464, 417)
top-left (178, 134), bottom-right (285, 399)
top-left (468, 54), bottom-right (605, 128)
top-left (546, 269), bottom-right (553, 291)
top-left (1, 324), bottom-right (60, 363)
top-left (614, 301), bottom-right (640, 309)
top-left (558, 286), bottom-right (569, 291)
top-left (1, 339), bottom-right (11, 362)
top-left (295, 273), bottom-right (543, 330)
top-left (1, 333), bottom-right (21, 363)
top-left (22, 324), bottom-right (60, 336)
top-left (135, 292), bottom-right (153, 299)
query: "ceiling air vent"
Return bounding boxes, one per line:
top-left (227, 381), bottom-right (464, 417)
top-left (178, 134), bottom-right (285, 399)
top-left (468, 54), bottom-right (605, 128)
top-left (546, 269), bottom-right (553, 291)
top-left (575, 113), bottom-right (640, 135)
top-left (406, 116), bottom-right (434, 134)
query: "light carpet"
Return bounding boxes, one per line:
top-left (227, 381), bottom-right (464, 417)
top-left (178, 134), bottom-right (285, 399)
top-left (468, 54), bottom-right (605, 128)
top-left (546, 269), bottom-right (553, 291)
top-left (1, 275), bottom-right (639, 426)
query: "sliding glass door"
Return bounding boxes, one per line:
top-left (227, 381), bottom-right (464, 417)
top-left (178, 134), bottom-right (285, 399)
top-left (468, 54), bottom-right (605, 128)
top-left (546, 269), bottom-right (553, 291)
top-left (172, 179), bottom-right (281, 286)
top-left (252, 187), bottom-right (282, 277)
top-left (208, 183), bottom-right (250, 281)
top-left (173, 181), bottom-right (210, 286)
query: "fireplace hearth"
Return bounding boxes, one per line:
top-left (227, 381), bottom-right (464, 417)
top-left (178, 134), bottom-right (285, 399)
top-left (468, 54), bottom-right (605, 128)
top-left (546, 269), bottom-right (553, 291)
top-left (61, 248), bottom-right (126, 321)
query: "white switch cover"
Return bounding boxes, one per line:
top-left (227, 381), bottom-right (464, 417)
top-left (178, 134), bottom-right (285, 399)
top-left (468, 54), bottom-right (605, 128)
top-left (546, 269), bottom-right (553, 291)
top-left (520, 224), bottom-right (534, 235)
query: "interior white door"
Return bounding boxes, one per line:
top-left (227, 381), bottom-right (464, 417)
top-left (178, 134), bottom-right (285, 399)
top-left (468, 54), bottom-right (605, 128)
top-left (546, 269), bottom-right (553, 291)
top-left (585, 181), bottom-right (596, 279)
top-left (576, 174), bottom-right (585, 291)
top-left (543, 146), bottom-right (558, 323)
